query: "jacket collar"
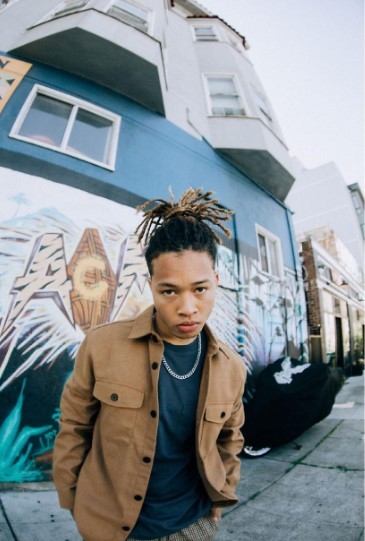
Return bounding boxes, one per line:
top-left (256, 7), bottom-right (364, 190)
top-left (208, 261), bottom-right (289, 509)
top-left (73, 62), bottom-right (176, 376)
top-left (129, 305), bottom-right (156, 339)
top-left (128, 304), bottom-right (226, 357)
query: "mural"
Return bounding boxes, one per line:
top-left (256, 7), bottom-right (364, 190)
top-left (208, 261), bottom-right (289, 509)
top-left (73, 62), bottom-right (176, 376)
top-left (0, 169), bottom-right (306, 481)
top-left (0, 55), bottom-right (32, 113)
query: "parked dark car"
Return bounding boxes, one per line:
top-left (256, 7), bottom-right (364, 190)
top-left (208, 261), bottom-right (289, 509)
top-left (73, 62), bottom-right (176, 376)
top-left (241, 357), bottom-right (344, 457)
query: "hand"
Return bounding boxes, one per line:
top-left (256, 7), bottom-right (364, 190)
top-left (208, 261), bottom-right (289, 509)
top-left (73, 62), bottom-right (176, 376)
top-left (209, 507), bottom-right (222, 523)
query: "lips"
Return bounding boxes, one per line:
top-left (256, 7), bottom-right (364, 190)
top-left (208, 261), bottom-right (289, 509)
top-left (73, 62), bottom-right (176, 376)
top-left (177, 322), bottom-right (200, 333)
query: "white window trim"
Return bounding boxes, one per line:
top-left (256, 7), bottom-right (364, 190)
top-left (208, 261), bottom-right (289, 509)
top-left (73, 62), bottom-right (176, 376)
top-left (255, 224), bottom-right (284, 279)
top-left (202, 73), bottom-right (247, 117)
top-left (251, 84), bottom-right (273, 124)
top-left (10, 84), bottom-right (121, 170)
top-left (105, 0), bottom-right (154, 35)
top-left (226, 30), bottom-right (245, 54)
top-left (191, 23), bottom-right (220, 42)
top-left (36, 0), bottom-right (92, 25)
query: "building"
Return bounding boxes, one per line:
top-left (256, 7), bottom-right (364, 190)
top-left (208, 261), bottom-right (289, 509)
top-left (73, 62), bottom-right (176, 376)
top-left (286, 161), bottom-right (364, 377)
top-left (300, 228), bottom-right (364, 376)
top-left (0, 0), bottom-right (306, 482)
top-left (348, 183), bottom-right (365, 240)
top-left (286, 160), bottom-right (364, 269)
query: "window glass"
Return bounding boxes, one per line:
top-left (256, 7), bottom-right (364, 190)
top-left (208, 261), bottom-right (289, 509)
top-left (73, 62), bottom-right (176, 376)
top-left (351, 193), bottom-right (362, 212)
top-left (194, 27), bottom-right (218, 40)
top-left (258, 234), bottom-right (269, 273)
top-left (108, 0), bottom-right (149, 32)
top-left (67, 109), bottom-right (113, 163)
top-left (253, 88), bottom-right (272, 124)
top-left (13, 87), bottom-right (120, 168)
top-left (323, 266), bottom-right (333, 282)
top-left (257, 229), bottom-right (283, 276)
top-left (207, 76), bottom-right (245, 116)
top-left (268, 239), bottom-right (280, 277)
top-left (53, 0), bottom-right (89, 17)
top-left (212, 95), bottom-right (241, 110)
top-left (209, 77), bottom-right (237, 95)
top-left (18, 94), bottom-right (71, 147)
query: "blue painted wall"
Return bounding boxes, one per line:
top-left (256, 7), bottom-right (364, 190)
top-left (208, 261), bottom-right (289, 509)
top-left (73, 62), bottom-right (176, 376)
top-left (0, 54), bottom-right (298, 270)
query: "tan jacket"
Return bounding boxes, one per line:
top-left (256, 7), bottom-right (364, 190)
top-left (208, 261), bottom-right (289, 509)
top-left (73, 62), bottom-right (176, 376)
top-left (53, 305), bottom-right (246, 541)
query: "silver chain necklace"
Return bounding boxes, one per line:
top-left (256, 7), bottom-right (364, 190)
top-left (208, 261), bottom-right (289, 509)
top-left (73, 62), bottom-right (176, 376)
top-left (162, 333), bottom-right (202, 380)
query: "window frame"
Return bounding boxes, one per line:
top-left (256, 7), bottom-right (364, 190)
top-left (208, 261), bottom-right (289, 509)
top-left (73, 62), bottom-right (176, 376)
top-left (251, 85), bottom-right (273, 125)
top-left (203, 73), bottom-right (246, 117)
top-left (10, 84), bottom-right (121, 170)
top-left (37, 0), bottom-right (92, 24)
top-left (255, 224), bottom-right (284, 278)
top-left (105, 0), bottom-right (153, 34)
top-left (192, 24), bottom-right (219, 42)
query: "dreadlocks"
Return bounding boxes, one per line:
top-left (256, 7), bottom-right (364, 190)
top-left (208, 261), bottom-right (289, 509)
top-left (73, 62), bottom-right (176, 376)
top-left (135, 187), bottom-right (233, 274)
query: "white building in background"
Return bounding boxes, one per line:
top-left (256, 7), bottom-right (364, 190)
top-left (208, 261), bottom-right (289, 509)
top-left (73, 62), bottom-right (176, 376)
top-left (286, 160), bottom-right (364, 270)
top-left (348, 183), bottom-right (365, 240)
top-left (286, 159), bottom-right (364, 376)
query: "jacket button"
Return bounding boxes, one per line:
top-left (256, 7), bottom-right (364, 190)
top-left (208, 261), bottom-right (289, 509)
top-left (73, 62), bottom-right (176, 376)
top-left (134, 495), bottom-right (143, 501)
top-left (122, 526), bottom-right (130, 531)
top-left (151, 362), bottom-right (159, 370)
top-left (221, 411), bottom-right (226, 418)
top-left (110, 393), bottom-right (118, 401)
top-left (143, 456), bottom-right (151, 463)
top-left (150, 410), bottom-right (157, 418)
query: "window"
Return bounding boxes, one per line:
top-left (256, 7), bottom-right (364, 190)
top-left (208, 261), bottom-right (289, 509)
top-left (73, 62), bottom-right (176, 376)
top-left (205, 75), bottom-right (245, 116)
top-left (194, 26), bottom-right (218, 41)
top-left (333, 297), bottom-right (341, 316)
top-left (39, 0), bottom-right (90, 22)
top-left (54, 0), bottom-right (89, 16)
top-left (256, 226), bottom-right (283, 277)
top-left (252, 86), bottom-right (272, 124)
top-left (323, 266), bottom-right (333, 282)
top-left (107, 0), bottom-right (150, 33)
top-left (10, 86), bottom-right (120, 169)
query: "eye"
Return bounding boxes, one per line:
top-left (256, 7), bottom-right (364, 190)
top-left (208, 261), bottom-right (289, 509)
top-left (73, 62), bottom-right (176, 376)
top-left (195, 286), bottom-right (207, 294)
top-left (162, 289), bottom-right (176, 296)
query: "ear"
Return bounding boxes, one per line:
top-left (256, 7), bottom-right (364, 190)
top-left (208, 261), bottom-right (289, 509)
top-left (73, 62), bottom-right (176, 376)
top-left (215, 272), bottom-right (219, 285)
top-left (148, 276), bottom-right (152, 289)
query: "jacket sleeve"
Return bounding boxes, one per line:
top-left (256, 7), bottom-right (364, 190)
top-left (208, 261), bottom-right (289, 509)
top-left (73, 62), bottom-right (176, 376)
top-left (52, 333), bottom-right (99, 510)
top-left (217, 361), bottom-right (246, 501)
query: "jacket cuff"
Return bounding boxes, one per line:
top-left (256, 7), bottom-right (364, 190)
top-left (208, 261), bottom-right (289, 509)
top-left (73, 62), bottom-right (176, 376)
top-left (57, 489), bottom-right (76, 510)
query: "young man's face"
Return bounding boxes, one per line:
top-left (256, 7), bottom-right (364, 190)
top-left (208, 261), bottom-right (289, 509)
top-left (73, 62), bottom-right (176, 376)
top-left (149, 250), bottom-right (219, 345)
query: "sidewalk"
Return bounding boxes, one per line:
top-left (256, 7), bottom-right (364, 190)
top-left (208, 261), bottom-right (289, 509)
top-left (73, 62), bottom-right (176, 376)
top-left (0, 376), bottom-right (363, 541)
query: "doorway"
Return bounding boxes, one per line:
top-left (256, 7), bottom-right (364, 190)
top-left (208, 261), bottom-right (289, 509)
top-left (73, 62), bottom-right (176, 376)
top-left (335, 317), bottom-right (344, 368)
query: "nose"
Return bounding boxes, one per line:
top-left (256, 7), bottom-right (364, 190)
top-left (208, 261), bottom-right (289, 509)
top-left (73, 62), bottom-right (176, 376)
top-left (177, 294), bottom-right (198, 317)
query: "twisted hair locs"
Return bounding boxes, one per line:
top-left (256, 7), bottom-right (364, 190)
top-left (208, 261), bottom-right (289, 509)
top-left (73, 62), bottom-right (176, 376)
top-left (135, 187), bottom-right (233, 245)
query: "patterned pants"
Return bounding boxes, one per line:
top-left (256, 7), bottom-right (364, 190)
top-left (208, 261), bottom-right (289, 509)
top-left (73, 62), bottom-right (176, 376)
top-left (128, 515), bottom-right (221, 541)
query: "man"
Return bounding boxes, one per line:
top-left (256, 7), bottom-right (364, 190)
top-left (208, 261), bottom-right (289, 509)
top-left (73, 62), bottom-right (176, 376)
top-left (53, 188), bottom-right (246, 541)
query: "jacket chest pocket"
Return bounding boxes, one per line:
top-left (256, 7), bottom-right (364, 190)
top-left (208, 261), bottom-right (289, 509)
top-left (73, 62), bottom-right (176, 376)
top-left (200, 402), bottom-right (234, 458)
top-left (94, 380), bottom-right (144, 445)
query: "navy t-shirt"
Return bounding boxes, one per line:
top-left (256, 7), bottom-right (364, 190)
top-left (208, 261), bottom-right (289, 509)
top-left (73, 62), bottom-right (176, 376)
top-left (130, 331), bottom-right (211, 539)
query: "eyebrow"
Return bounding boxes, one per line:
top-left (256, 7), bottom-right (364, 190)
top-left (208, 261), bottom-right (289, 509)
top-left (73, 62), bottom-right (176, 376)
top-left (157, 279), bottom-right (211, 287)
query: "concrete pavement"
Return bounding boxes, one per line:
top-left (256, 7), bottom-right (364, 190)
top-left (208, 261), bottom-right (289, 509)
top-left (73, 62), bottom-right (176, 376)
top-left (0, 375), bottom-right (363, 541)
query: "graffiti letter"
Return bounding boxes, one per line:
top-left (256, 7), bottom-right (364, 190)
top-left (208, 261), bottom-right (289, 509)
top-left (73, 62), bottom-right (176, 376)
top-left (0, 58), bottom-right (10, 69)
top-left (68, 229), bottom-right (117, 332)
top-left (111, 235), bottom-right (151, 321)
top-left (0, 233), bottom-right (73, 339)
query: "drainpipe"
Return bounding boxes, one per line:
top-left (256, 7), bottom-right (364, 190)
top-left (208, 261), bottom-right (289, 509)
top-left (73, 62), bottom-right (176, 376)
top-left (285, 206), bottom-right (305, 359)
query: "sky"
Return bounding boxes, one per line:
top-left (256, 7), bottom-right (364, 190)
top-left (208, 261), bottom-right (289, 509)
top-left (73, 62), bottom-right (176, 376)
top-left (200, 0), bottom-right (364, 187)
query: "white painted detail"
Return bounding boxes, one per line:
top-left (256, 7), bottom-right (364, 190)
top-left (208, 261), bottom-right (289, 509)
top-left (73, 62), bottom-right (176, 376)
top-left (274, 357), bottom-right (310, 385)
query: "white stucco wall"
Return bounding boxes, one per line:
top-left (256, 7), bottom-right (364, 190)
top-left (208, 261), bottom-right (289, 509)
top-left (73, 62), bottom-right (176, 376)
top-left (286, 160), bottom-right (364, 268)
